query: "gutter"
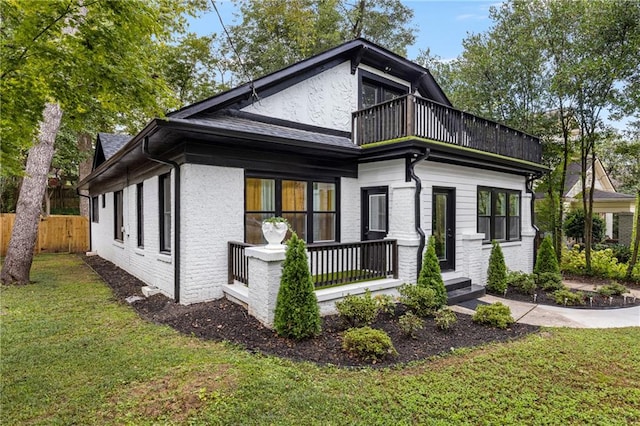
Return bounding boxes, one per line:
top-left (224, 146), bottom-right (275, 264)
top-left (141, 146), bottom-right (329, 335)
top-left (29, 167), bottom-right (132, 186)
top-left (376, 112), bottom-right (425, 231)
top-left (526, 171), bottom-right (544, 268)
top-left (142, 136), bottom-right (182, 304)
top-left (76, 189), bottom-right (92, 251)
top-left (407, 148), bottom-right (431, 279)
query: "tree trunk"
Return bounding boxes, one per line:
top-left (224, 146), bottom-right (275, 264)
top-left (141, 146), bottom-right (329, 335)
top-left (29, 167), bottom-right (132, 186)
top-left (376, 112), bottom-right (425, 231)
top-left (78, 132), bottom-right (92, 218)
top-left (626, 190), bottom-right (640, 280)
top-left (1, 103), bottom-right (63, 285)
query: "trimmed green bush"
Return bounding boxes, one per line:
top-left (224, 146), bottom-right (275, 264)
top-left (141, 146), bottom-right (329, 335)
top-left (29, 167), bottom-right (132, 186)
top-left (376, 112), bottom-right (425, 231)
top-left (564, 209), bottom-right (605, 242)
top-left (374, 293), bottom-right (396, 315)
top-left (553, 289), bottom-right (585, 306)
top-left (274, 233), bottom-right (321, 340)
top-left (335, 289), bottom-right (379, 327)
top-left (435, 307), bottom-right (458, 331)
top-left (472, 302), bottom-right (514, 329)
top-left (486, 241), bottom-right (507, 294)
top-left (398, 312), bottom-right (424, 339)
top-left (418, 236), bottom-right (447, 308)
top-left (398, 283), bottom-right (438, 317)
top-left (342, 326), bottom-right (398, 362)
top-left (507, 271), bottom-right (537, 295)
top-left (536, 272), bottom-right (565, 292)
top-left (597, 282), bottom-right (628, 297)
top-left (535, 235), bottom-right (560, 275)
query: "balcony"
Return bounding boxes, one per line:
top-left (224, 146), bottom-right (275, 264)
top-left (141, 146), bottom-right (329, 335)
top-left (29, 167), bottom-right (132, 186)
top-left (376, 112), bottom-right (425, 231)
top-left (352, 94), bottom-right (542, 164)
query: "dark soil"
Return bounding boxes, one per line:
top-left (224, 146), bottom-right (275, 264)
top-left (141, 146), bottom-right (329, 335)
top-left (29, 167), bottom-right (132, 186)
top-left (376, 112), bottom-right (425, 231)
top-left (82, 254), bottom-right (539, 368)
top-left (495, 283), bottom-right (640, 310)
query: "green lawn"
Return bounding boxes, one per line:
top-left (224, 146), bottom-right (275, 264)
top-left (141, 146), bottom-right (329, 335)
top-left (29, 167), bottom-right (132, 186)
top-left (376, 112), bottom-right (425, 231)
top-left (2, 254), bottom-right (640, 425)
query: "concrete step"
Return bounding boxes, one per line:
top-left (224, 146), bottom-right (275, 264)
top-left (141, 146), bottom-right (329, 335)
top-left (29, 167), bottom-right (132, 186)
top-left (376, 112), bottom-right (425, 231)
top-left (447, 284), bottom-right (486, 305)
top-left (444, 277), bottom-right (472, 291)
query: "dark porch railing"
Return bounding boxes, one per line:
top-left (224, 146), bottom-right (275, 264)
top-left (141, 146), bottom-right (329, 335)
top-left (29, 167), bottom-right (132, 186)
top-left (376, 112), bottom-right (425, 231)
top-left (228, 241), bottom-right (252, 284)
top-left (227, 239), bottom-right (398, 288)
top-left (308, 239), bottom-right (398, 288)
top-left (352, 94), bottom-right (542, 164)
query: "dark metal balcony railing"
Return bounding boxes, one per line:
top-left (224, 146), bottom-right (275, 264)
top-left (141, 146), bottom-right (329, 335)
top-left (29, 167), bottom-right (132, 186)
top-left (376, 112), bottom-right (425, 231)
top-left (227, 239), bottom-right (398, 289)
top-left (352, 94), bottom-right (542, 164)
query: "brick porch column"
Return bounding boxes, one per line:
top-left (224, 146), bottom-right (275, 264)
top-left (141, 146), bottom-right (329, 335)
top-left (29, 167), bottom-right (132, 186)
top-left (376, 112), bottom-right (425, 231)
top-left (245, 246), bottom-right (286, 328)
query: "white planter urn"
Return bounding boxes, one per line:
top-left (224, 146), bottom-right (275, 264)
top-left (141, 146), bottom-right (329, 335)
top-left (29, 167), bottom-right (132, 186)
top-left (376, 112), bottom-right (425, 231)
top-left (261, 221), bottom-right (288, 249)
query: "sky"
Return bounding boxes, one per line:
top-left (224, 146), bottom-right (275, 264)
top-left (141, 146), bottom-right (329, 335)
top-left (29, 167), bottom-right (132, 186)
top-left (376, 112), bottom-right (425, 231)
top-left (188, 0), bottom-right (498, 61)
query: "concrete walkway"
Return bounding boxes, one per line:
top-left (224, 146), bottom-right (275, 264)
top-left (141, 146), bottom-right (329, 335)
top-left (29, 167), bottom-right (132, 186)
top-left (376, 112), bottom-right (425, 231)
top-left (452, 281), bottom-right (640, 329)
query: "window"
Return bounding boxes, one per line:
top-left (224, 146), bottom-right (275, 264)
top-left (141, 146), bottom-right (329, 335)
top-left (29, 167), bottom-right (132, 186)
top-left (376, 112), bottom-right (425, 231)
top-left (137, 183), bottom-right (144, 248)
top-left (245, 176), bottom-right (338, 244)
top-left (114, 191), bottom-right (123, 241)
top-left (358, 70), bottom-right (408, 109)
top-left (477, 187), bottom-right (521, 243)
top-left (368, 194), bottom-right (387, 232)
top-left (159, 174), bottom-right (171, 252)
top-left (91, 196), bottom-right (99, 223)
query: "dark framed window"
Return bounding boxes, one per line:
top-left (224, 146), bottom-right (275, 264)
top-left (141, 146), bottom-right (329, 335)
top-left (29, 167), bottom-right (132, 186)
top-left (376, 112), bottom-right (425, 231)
top-left (477, 187), bottom-right (521, 243)
top-left (137, 183), bottom-right (144, 248)
top-left (91, 196), bottom-right (99, 223)
top-left (159, 174), bottom-right (171, 252)
top-left (358, 70), bottom-right (409, 109)
top-left (245, 175), bottom-right (338, 244)
top-left (114, 190), bottom-right (123, 241)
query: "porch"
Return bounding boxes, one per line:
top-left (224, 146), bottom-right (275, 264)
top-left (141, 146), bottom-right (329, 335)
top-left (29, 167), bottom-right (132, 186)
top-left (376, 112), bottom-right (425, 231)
top-left (352, 94), bottom-right (542, 164)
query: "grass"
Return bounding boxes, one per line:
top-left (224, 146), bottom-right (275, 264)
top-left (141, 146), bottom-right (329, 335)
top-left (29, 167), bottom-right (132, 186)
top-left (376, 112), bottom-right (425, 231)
top-left (2, 254), bottom-right (640, 425)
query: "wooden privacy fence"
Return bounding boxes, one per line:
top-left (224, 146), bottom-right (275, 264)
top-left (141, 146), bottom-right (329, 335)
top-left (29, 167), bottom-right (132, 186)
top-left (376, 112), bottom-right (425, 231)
top-left (1, 214), bottom-right (89, 256)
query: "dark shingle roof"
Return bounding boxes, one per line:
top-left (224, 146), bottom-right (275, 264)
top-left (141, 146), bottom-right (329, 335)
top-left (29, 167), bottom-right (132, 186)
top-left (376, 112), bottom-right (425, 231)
top-left (170, 110), bottom-right (356, 150)
top-left (563, 161), bottom-right (582, 196)
top-left (98, 133), bottom-right (131, 160)
top-left (591, 189), bottom-right (636, 200)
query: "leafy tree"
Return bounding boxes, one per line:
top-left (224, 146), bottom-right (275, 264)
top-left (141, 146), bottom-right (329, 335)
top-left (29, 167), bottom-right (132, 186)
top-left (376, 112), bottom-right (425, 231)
top-left (274, 233), bottom-right (321, 339)
top-left (0, 0), bottom-right (200, 285)
top-left (227, 0), bottom-right (415, 79)
top-left (534, 235), bottom-right (560, 275)
top-left (627, 191), bottom-right (640, 280)
top-left (486, 241), bottom-right (507, 294)
top-left (563, 209), bottom-right (605, 243)
top-left (417, 235), bottom-right (447, 308)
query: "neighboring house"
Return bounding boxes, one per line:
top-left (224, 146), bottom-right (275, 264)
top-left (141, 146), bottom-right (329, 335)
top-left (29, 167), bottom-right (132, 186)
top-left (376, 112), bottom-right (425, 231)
top-left (78, 39), bottom-right (546, 313)
top-left (561, 159), bottom-right (635, 245)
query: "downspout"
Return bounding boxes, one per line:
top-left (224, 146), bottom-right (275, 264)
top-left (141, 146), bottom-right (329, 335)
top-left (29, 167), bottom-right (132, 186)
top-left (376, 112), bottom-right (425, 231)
top-left (142, 136), bottom-right (181, 303)
top-left (407, 148), bottom-right (431, 279)
top-left (526, 171), bottom-right (544, 268)
top-left (76, 189), bottom-right (92, 251)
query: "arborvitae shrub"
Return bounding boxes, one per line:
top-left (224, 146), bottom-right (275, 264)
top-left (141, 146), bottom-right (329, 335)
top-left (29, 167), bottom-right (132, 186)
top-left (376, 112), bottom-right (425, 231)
top-left (342, 326), bottom-right (397, 362)
top-left (535, 235), bottom-right (560, 275)
top-left (506, 271), bottom-right (537, 295)
top-left (486, 240), bottom-right (507, 294)
top-left (398, 283), bottom-right (438, 317)
top-left (472, 302), bottom-right (514, 329)
top-left (434, 307), bottom-right (458, 331)
top-left (398, 312), bottom-right (424, 339)
top-left (335, 289), bottom-right (379, 327)
top-left (418, 236), bottom-right (447, 308)
top-left (274, 233), bottom-right (321, 340)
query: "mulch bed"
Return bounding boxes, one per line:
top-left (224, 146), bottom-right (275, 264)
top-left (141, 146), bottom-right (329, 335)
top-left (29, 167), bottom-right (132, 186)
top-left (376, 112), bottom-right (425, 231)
top-left (82, 254), bottom-right (539, 368)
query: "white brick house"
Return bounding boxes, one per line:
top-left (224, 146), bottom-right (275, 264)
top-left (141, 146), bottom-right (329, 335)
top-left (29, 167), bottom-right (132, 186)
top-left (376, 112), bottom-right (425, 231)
top-left (79, 39), bottom-right (546, 310)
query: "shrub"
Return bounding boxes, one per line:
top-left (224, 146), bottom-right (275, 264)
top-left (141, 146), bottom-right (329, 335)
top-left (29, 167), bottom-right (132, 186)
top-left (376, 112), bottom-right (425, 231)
top-left (335, 289), bottom-right (379, 327)
top-left (434, 307), bottom-right (457, 331)
top-left (564, 209), bottom-right (605, 242)
top-left (374, 294), bottom-right (396, 315)
top-left (507, 271), bottom-right (536, 295)
top-left (342, 326), bottom-right (398, 362)
top-left (398, 283), bottom-right (438, 317)
top-left (398, 312), bottom-right (424, 339)
top-left (562, 245), bottom-right (636, 281)
top-left (535, 235), bottom-right (560, 275)
top-left (472, 302), bottom-right (514, 329)
top-left (274, 233), bottom-right (321, 340)
top-left (486, 241), bottom-right (507, 294)
top-left (417, 236), bottom-right (447, 308)
top-left (594, 243), bottom-right (631, 264)
top-left (536, 272), bottom-right (565, 292)
top-left (597, 282), bottom-right (628, 297)
top-left (553, 289), bottom-right (585, 306)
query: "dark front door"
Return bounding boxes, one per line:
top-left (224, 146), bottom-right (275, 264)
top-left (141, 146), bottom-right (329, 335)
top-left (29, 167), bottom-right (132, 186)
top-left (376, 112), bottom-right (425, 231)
top-left (432, 187), bottom-right (455, 271)
top-left (362, 187), bottom-right (388, 241)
